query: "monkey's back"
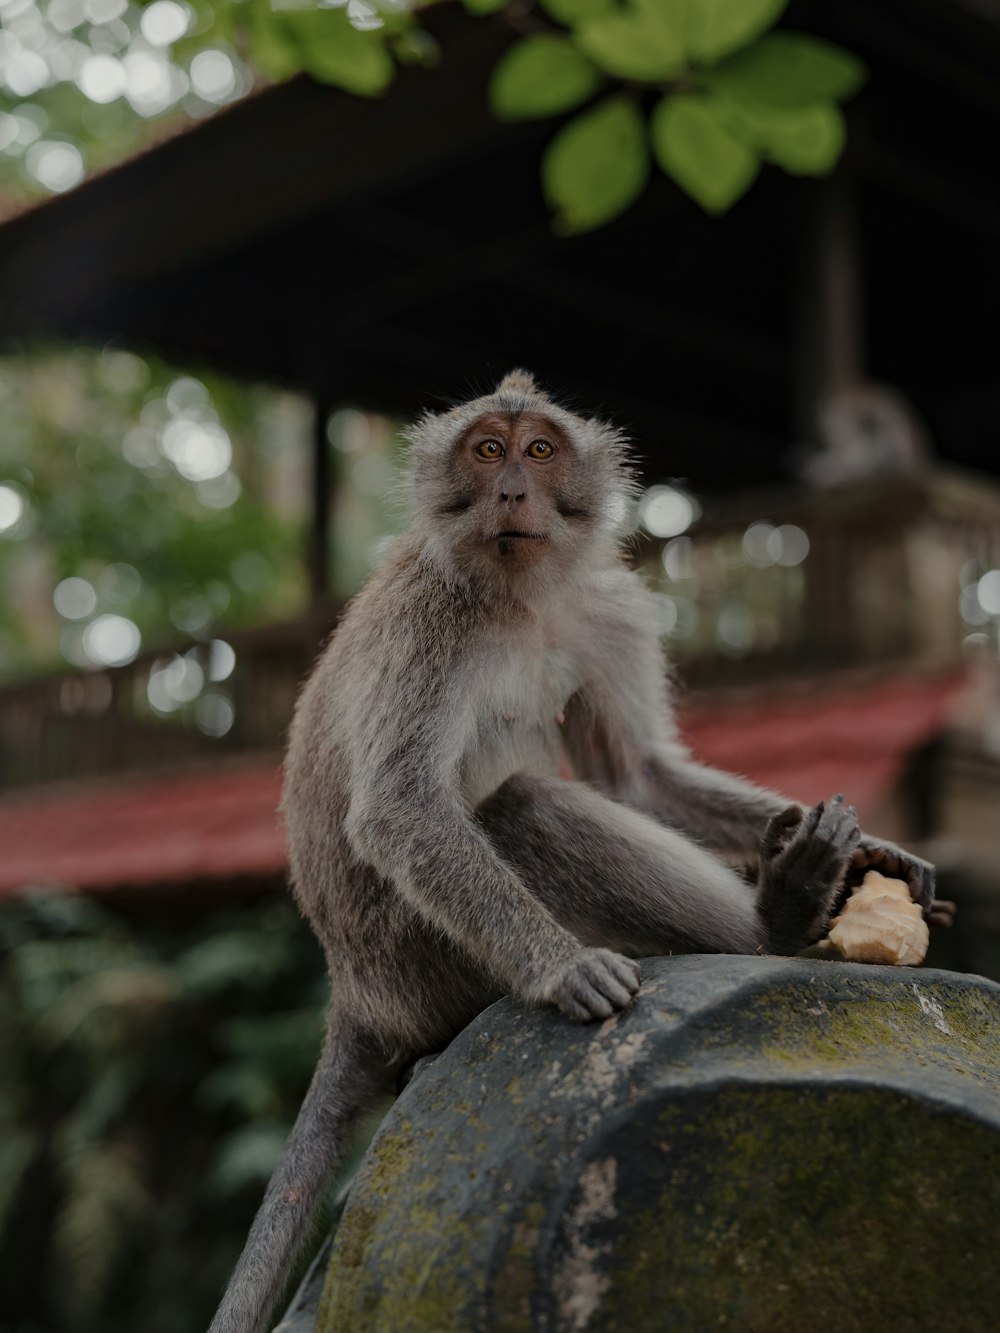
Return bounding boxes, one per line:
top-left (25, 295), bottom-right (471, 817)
top-left (283, 536), bottom-right (506, 1047)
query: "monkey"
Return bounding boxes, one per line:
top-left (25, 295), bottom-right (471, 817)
top-left (208, 370), bottom-right (945, 1333)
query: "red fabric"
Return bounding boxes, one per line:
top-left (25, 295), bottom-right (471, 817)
top-left (0, 671), bottom-right (962, 896)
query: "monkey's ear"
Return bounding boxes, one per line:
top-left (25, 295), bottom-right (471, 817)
top-left (497, 369), bottom-right (537, 395)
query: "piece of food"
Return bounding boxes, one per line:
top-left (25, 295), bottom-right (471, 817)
top-left (820, 870), bottom-right (929, 966)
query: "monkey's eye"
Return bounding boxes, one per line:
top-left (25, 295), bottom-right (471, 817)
top-left (476, 440), bottom-right (504, 460)
top-left (526, 439), bottom-right (555, 461)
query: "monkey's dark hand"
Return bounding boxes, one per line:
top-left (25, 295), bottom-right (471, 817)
top-left (850, 834), bottom-right (939, 921)
top-left (757, 796), bottom-right (861, 954)
top-left (535, 948), bottom-right (641, 1023)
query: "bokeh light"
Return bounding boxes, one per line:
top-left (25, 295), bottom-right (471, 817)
top-left (717, 603), bottom-right (755, 654)
top-left (160, 418), bottom-right (232, 481)
top-left (98, 561), bottom-right (142, 603)
top-left (208, 639), bottom-right (236, 682)
top-left (4, 49), bottom-right (49, 97)
top-left (82, 613), bottom-right (141, 666)
top-left (140, 0), bottom-right (190, 47)
top-left (742, 521), bottom-right (810, 568)
top-left (195, 691), bottom-right (234, 736)
top-left (189, 49), bottom-right (237, 104)
top-left (196, 471), bottom-right (241, 508)
top-left (25, 138), bottom-right (84, 190)
top-left (661, 535), bottom-right (693, 581)
top-left (0, 482), bottom-right (26, 535)
top-left (123, 49), bottom-right (186, 116)
top-left (53, 575), bottom-right (97, 619)
top-left (977, 569), bottom-right (1000, 616)
top-left (147, 652), bottom-right (203, 711)
top-left (77, 53), bottom-right (126, 102)
top-left (639, 485), bottom-right (699, 539)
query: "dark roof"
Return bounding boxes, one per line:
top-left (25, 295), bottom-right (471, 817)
top-left (1, 0), bottom-right (999, 487)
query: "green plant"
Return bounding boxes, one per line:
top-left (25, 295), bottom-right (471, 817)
top-left (237, 0), bottom-right (867, 229)
top-left (0, 889), bottom-right (362, 1333)
top-left (1, 1), bottom-right (865, 229)
top-left (240, 0), bottom-right (866, 229)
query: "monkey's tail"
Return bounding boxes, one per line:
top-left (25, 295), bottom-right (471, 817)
top-left (207, 1015), bottom-right (390, 1333)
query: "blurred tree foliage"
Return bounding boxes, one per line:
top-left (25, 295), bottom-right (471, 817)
top-left (0, 0), bottom-right (865, 226)
top-left (0, 889), bottom-right (383, 1333)
top-left (0, 346), bottom-right (310, 677)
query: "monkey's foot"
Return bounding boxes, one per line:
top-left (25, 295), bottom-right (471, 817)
top-left (535, 948), bottom-right (640, 1023)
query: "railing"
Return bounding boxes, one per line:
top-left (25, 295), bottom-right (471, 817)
top-left (4, 468), bottom-right (1000, 792)
top-left (644, 468), bottom-right (1000, 686)
top-left (0, 615), bottom-right (330, 791)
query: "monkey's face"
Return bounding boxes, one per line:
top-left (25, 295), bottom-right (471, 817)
top-left (406, 371), bottom-right (636, 582)
top-left (450, 411), bottom-right (575, 570)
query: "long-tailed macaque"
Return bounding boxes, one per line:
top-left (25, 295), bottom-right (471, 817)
top-left (209, 372), bottom-right (942, 1333)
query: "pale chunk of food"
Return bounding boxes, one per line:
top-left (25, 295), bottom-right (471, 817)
top-left (822, 870), bottom-right (930, 967)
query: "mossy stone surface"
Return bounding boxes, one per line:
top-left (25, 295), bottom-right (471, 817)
top-left (315, 955), bottom-right (1000, 1332)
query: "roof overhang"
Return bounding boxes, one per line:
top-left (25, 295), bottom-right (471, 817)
top-left (1, 0), bottom-right (999, 485)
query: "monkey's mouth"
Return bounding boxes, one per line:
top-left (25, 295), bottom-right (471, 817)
top-left (493, 530), bottom-right (547, 556)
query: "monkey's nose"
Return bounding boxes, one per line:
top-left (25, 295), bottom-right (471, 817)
top-left (500, 490), bottom-right (526, 505)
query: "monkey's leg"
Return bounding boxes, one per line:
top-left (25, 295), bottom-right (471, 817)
top-left (476, 775), bottom-right (768, 957)
top-left (208, 1013), bottom-right (400, 1333)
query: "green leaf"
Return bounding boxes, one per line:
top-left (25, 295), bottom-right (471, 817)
top-left (703, 31), bottom-right (867, 110)
top-left (463, 0), bottom-right (508, 14)
top-left (247, 2), bottom-right (303, 82)
top-left (576, 0), bottom-right (685, 83)
top-left (719, 98), bottom-right (845, 174)
top-left (491, 35), bottom-right (601, 121)
top-left (542, 95), bottom-right (649, 233)
top-left (276, 9), bottom-right (395, 97)
top-left (392, 29), bottom-right (442, 68)
top-left (540, 0), bottom-right (616, 27)
top-left (650, 92), bottom-right (759, 214)
top-left (684, 0), bottom-right (788, 65)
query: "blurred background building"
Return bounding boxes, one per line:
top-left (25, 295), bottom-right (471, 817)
top-left (1, 1), bottom-right (1000, 1330)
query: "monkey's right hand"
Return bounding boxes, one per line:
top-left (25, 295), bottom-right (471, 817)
top-left (758, 795), bottom-right (861, 952)
top-left (533, 948), bottom-right (641, 1023)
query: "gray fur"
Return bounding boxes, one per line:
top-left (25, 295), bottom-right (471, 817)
top-left (208, 374), bottom-right (930, 1333)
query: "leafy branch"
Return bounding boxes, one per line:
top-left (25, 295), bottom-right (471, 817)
top-left (1, 2), bottom-right (865, 226)
top-left (236, 0), bottom-right (866, 231)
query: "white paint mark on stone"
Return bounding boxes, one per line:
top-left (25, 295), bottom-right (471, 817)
top-left (554, 1157), bottom-right (618, 1331)
top-left (913, 986), bottom-right (952, 1036)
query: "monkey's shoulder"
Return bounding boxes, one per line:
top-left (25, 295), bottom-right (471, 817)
top-left (585, 561), bottom-right (660, 622)
top-left (330, 547), bottom-right (481, 660)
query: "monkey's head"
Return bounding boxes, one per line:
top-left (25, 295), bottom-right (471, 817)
top-left (406, 371), bottom-right (635, 586)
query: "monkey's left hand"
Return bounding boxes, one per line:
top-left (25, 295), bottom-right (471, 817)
top-left (852, 835), bottom-right (951, 925)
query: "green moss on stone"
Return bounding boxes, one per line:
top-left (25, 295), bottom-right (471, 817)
top-left (603, 1085), bottom-right (1000, 1333)
top-left (310, 960), bottom-right (1000, 1332)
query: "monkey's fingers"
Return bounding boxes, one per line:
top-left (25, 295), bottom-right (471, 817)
top-left (546, 949), bottom-right (640, 1023)
top-left (851, 840), bottom-right (936, 914)
top-left (928, 899), bottom-right (957, 929)
top-left (776, 796), bottom-right (859, 883)
top-left (761, 804), bottom-right (805, 859)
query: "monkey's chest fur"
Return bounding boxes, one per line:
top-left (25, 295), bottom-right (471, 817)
top-left (460, 637), bottom-right (583, 808)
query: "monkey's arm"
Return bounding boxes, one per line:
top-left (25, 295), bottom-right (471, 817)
top-left (565, 584), bottom-right (793, 856)
top-left (636, 748), bottom-right (795, 855)
top-left (344, 749), bottom-right (639, 1022)
top-left (568, 575), bottom-right (937, 911)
